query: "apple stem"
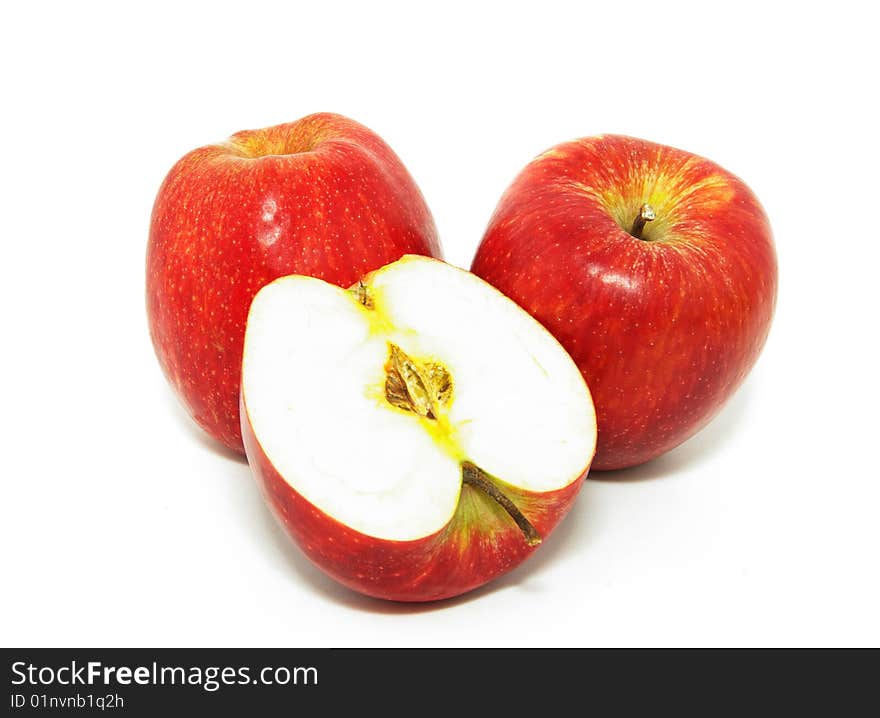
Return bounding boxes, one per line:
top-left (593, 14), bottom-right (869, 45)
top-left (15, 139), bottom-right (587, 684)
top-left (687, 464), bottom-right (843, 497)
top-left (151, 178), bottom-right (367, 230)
top-left (352, 281), bottom-right (373, 308)
top-left (461, 462), bottom-right (542, 546)
top-left (630, 203), bottom-right (656, 240)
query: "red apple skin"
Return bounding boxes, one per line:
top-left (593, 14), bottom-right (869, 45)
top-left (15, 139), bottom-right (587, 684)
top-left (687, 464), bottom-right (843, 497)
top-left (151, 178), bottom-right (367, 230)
top-left (147, 113), bottom-right (441, 452)
top-left (471, 135), bottom-right (777, 470)
top-left (241, 398), bottom-right (586, 602)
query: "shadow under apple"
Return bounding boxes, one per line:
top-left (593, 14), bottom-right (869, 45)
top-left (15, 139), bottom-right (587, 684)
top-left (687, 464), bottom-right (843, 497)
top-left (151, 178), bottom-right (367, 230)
top-left (238, 384), bottom-right (752, 612)
top-left (161, 385), bottom-right (247, 464)
top-left (590, 382), bottom-right (753, 482)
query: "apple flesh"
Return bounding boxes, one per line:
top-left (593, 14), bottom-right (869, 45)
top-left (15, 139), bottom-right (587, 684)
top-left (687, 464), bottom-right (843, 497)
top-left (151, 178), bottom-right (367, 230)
top-left (472, 135), bottom-right (777, 470)
top-left (147, 113), bottom-right (441, 452)
top-left (241, 256), bottom-right (597, 601)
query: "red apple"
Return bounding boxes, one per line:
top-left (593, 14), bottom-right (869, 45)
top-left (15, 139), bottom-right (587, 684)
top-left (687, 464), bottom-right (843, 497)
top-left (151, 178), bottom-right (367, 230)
top-left (241, 256), bottom-right (597, 601)
top-left (471, 135), bottom-right (777, 470)
top-left (147, 113), bottom-right (441, 452)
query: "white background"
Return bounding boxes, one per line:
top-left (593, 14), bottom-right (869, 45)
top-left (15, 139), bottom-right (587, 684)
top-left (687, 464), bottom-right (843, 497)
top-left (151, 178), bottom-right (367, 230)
top-left (2, 0), bottom-right (878, 647)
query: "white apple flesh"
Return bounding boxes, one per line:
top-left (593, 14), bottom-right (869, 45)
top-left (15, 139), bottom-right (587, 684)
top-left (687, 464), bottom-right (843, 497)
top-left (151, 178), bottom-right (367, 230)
top-left (241, 256), bottom-right (596, 601)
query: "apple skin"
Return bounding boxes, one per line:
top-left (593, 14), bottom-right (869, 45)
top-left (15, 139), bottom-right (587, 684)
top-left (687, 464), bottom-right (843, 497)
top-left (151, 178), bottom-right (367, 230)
top-left (147, 113), bottom-right (441, 452)
top-left (471, 135), bottom-right (777, 470)
top-left (241, 397), bottom-right (586, 602)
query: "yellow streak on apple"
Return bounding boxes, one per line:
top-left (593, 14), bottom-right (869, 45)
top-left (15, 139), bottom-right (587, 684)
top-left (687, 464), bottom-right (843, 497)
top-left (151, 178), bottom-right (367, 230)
top-left (351, 282), bottom-right (467, 468)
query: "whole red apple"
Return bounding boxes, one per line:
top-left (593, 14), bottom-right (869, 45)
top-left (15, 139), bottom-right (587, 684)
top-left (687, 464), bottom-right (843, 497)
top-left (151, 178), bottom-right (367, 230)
top-left (147, 113), bottom-right (441, 452)
top-left (471, 135), bottom-right (777, 470)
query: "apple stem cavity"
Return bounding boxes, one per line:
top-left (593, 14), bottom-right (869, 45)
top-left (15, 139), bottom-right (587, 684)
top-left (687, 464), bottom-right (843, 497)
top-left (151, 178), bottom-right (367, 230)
top-left (461, 462), bottom-right (542, 546)
top-left (630, 203), bottom-right (656, 240)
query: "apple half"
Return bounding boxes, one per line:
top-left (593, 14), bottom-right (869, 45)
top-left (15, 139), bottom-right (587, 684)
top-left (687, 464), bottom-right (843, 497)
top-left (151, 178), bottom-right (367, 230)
top-left (241, 255), bottom-right (596, 602)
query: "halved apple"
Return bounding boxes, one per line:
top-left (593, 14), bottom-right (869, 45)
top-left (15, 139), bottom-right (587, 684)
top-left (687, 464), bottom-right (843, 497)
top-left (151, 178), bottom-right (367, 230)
top-left (241, 255), bottom-right (597, 602)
